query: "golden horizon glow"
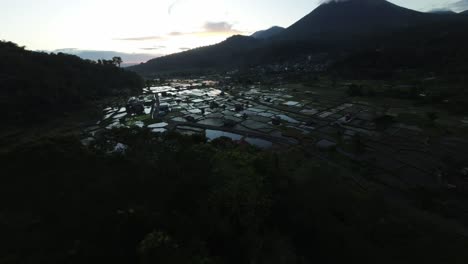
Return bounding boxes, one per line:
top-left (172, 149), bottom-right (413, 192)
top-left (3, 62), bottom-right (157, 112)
top-left (0, 0), bottom-right (464, 63)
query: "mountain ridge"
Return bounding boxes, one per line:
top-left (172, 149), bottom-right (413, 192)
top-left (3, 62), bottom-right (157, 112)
top-left (129, 35), bottom-right (261, 75)
top-left (251, 26), bottom-right (285, 39)
top-left (275, 0), bottom-right (429, 41)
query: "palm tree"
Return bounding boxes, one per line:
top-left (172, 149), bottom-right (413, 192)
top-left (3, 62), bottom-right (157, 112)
top-left (112, 56), bottom-right (123, 67)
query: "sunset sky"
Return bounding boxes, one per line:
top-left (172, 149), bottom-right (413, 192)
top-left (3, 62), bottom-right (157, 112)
top-left (1, 0), bottom-right (466, 63)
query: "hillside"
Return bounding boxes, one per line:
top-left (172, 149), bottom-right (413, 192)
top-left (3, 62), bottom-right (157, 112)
top-left (0, 41), bottom-right (144, 124)
top-left (128, 35), bottom-right (261, 75)
top-left (251, 26), bottom-right (285, 39)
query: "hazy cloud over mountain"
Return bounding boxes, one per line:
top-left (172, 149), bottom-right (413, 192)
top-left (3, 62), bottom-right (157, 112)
top-left (450, 0), bottom-right (468, 11)
top-left (203, 22), bottom-right (239, 32)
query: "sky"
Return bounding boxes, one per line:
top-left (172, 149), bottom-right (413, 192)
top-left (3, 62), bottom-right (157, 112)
top-left (1, 0), bottom-right (466, 63)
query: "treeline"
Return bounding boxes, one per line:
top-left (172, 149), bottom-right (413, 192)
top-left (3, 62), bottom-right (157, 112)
top-left (0, 41), bottom-right (144, 124)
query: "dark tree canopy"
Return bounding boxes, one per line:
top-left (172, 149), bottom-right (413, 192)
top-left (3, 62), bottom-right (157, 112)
top-left (0, 41), bottom-right (144, 124)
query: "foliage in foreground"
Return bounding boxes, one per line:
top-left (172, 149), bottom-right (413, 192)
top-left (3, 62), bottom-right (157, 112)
top-left (0, 129), bottom-right (467, 264)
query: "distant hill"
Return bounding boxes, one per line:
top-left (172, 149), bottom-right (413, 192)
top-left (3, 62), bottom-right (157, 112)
top-left (461, 10), bottom-right (468, 15)
top-left (128, 35), bottom-right (261, 75)
top-left (251, 26), bottom-right (285, 39)
top-left (0, 41), bottom-right (143, 124)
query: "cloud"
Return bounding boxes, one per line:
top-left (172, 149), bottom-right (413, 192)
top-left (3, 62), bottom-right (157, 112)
top-left (114, 35), bottom-right (164, 41)
top-left (167, 22), bottom-right (242, 36)
top-left (179, 47), bottom-right (191, 51)
top-left (55, 48), bottom-right (78, 52)
top-left (140, 46), bottom-right (166, 51)
top-left (450, 0), bottom-right (468, 11)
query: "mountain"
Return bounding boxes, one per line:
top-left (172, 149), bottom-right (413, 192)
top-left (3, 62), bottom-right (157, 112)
top-left (128, 35), bottom-right (261, 75)
top-left (276, 0), bottom-right (430, 42)
top-left (461, 10), bottom-right (468, 15)
top-left (251, 26), bottom-right (285, 39)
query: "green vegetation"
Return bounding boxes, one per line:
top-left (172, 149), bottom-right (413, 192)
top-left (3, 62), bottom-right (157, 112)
top-left (1, 129), bottom-right (467, 264)
top-left (0, 41), bottom-right (144, 125)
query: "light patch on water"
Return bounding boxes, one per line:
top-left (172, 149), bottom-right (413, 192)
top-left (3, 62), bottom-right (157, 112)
top-left (134, 121), bottom-right (145, 128)
top-left (207, 89), bottom-right (222, 97)
top-left (300, 109), bottom-right (318, 115)
top-left (171, 117), bottom-right (187, 122)
top-left (188, 109), bottom-right (203, 114)
top-left (148, 122), bottom-right (169, 128)
top-left (106, 122), bottom-right (123, 130)
top-left (247, 108), bottom-right (265, 113)
top-left (103, 112), bottom-right (116, 120)
top-left (113, 113), bottom-right (127, 119)
top-left (258, 112), bottom-right (275, 118)
top-left (198, 119), bottom-right (224, 127)
top-left (206, 130), bottom-right (243, 142)
top-left (150, 86), bottom-right (174, 93)
top-left (283, 101), bottom-right (300, 106)
top-left (299, 125), bottom-right (316, 131)
top-left (276, 115), bottom-right (300, 124)
top-left (152, 128), bottom-right (167, 133)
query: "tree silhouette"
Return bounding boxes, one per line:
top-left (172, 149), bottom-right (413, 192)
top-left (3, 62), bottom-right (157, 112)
top-left (113, 56), bottom-right (123, 67)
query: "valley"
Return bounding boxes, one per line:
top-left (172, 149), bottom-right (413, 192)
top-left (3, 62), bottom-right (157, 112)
top-left (85, 76), bottom-right (468, 196)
